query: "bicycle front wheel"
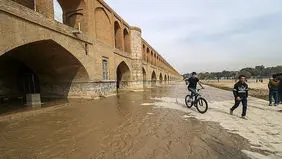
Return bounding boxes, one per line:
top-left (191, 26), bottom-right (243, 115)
top-left (185, 95), bottom-right (193, 108)
top-left (196, 97), bottom-right (208, 113)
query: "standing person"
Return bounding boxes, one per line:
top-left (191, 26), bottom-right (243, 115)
top-left (230, 75), bottom-right (249, 119)
top-left (278, 73), bottom-right (282, 103)
top-left (268, 74), bottom-right (280, 106)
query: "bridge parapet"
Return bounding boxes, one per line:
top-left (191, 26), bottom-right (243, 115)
top-left (1, 0), bottom-right (92, 45)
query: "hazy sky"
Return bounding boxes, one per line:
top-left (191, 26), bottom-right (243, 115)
top-left (54, 0), bottom-right (282, 74)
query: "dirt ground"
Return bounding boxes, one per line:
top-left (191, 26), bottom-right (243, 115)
top-left (153, 83), bottom-right (282, 158)
top-left (204, 79), bottom-right (270, 100)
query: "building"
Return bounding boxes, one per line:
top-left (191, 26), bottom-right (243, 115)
top-left (0, 0), bottom-right (181, 103)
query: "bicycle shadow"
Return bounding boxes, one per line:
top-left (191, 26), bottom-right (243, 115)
top-left (179, 102), bottom-right (206, 114)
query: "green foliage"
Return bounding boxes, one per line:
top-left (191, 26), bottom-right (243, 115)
top-left (184, 65), bottom-right (282, 80)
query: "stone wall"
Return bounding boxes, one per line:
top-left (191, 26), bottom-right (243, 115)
top-left (42, 81), bottom-right (117, 99)
top-left (0, 0), bottom-right (181, 101)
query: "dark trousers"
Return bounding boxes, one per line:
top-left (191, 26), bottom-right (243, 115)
top-left (269, 90), bottom-right (279, 104)
top-left (279, 91), bottom-right (282, 102)
top-left (188, 87), bottom-right (198, 98)
top-left (231, 97), bottom-right (247, 116)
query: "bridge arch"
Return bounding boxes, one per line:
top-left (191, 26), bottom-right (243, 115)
top-left (123, 28), bottom-right (130, 53)
top-left (114, 21), bottom-right (123, 50)
top-left (159, 73), bottom-right (163, 83)
top-left (146, 48), bottom-right (150, 62)
top-left (95, 7), bottom-right (113, 45)
top-left (142, 67), bottom-right (147, 87)
top-left (116, 61), bottom-right (131, 89)
top-left (142, 45), bottom-right (146, 60)
top-left (151, 71), bottom-right (157, 86)
top-left (0, 40), bottom-right (89, 99)
top-left (142, 67), bottom-right (147, 81)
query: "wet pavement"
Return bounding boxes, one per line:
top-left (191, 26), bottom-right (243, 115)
top-left (0, 83), bottom-right (259, 159)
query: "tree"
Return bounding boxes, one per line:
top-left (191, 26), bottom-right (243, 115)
top-left (239, 70), bottom-right (252, 78)
top-left (182, 65), bottom-right (282, 80)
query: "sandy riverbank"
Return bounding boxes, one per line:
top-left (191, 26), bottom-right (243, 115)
top-left (153, 83), bottom-right (282, 158)
top-left (204, 79), bottom-right (270, 100)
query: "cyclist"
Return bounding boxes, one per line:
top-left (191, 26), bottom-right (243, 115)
top-left (185, 72), bottom-right (204, 98)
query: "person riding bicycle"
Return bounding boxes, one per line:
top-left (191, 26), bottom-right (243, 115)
top-left (185, 72), bottom-right (204, 98)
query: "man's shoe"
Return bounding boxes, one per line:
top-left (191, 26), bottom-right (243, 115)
top-left (269, 104), bottom-right (273, 106)
top-left (274, 104), bottom-right (279, 106)
top-left (241, 116), bottom-right (247, 120)
top-left (229, 109), bottom-right (233, 115)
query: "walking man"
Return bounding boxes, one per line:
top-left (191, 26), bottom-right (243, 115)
top-left (278, 73), bottom-right (282, 103)
top-left (268, 74), bottom-right (280, 106)
top-left (230, 75), bottom-right (249, 119)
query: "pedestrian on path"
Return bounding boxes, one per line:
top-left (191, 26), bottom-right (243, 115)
top-left (278, 73), bottom-right (282, 104)
top-left (268, 74), bottom-right (280, 106)
top-left (230, 75), bottom-right (249, 119)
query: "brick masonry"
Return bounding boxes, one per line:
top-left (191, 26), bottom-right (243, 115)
top-left (0, 0), bottom-right (181, 99)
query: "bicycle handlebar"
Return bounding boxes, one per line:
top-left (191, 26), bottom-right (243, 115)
top-left (197, 88), bottom-right (205, 91)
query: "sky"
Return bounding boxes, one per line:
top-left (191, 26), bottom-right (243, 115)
top-left (54, 0), bottom-right (282, 74)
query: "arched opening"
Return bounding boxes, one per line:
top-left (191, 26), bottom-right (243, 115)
top-left (156, 56), bottom-right (159, 66)
top-left (116, 61), bottom-right (131, 89)
top-left (164, 75), bottom-right (167, 82)
top-left (168, 75), bottom-right (170, 81)
top-left (95, 7), bottom-right (112, 45)
top-left (114, 21), bottom-right (123, 50)
top-left (142, 67), bottom-right (147, 81)
top-left (123, 28), bottom-right (130, 53)
top-left (151, 71), bottom-right (157, 86)
top-left (159, 73), bottom-right (163, 84)
top-left (146, 48), bottom-right (150, 63)
top-left (57, 0), bottom-right (86, 31)
top-left (151, 51), bottom-right (153, 65)
top-left (142, 67), bottom-right (146, 87)
top-left (54, 0), bottom-right (63, 22)
top-left (0, 40), bottom-right (89, 112)
top-left (142, 45), bottom-right (146, 60)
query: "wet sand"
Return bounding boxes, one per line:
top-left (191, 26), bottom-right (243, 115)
top-left (0, 84), bottom-right (262, 159)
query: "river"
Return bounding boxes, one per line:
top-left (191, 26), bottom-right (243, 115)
top-left (0, 83), bottom-right (259, 159)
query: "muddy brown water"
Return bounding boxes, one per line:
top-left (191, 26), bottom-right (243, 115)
top-left (0, 84), bottom-right (255, 159)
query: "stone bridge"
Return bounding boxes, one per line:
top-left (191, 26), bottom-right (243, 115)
top-left (0, 0), bottom-right (181, 100)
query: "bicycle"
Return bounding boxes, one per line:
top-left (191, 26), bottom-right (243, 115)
top-left (185, 88), bottom-right (208, 114)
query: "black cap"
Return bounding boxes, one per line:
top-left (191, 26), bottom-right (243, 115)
top-left (192, 72), bottom-right (197, 75)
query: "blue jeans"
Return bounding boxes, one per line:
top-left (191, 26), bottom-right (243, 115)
top-left (188, 87), bottom-right (198, 98)
top-left (279, 91), bottom-right (282, 103)
top-left (231, 97), bottom-right (248, 116)
top-left (269, 90), bottom-right (279, 105)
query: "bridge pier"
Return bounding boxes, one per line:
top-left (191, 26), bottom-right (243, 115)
top-left (35, 0), bottom-right (54, 19)
top-left (26, 93), bottom-right (41, 106)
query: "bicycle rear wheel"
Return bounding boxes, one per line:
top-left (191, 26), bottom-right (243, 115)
top-left (185, 95), bottom-right (193, 108)
top-left (196, 97), bottom-right (208, 113)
